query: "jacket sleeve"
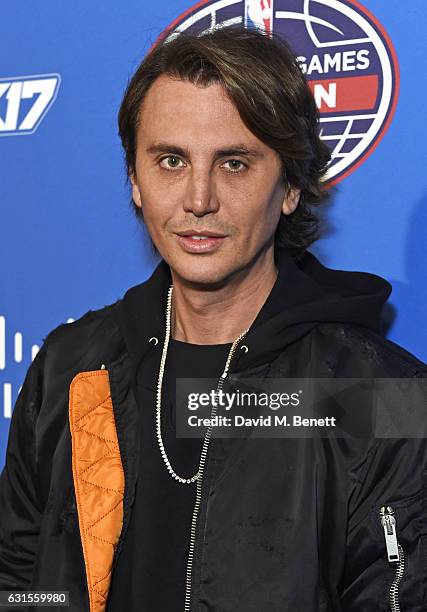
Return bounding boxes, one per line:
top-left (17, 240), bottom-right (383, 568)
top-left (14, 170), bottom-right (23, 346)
top-left (0, 341), bottom-right (48, 590)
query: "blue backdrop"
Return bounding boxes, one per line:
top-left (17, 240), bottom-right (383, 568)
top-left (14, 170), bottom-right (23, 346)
top-left (1, 0), bottom-right (426, 468)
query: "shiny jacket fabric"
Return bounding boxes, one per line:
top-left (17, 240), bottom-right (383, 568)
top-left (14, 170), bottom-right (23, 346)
top-left (0, 250), bottom-right (427, 612)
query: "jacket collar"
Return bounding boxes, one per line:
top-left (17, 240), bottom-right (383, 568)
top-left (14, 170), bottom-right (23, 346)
top-left (114, 245), bottom-right (392, 376)
top-left (113, 248), bottom-right (322, 381)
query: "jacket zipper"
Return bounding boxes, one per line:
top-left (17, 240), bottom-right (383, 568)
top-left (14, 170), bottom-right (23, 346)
top-left (184, 332), bottom-right (249, 612)
top-left (379, 505), bottom-right (405, 612)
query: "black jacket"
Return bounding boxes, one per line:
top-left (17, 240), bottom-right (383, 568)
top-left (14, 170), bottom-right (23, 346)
top-left (0, 247), bottom-right (426, 612)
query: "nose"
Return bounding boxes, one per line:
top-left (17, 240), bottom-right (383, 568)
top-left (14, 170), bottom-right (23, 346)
top-left (182, 166), bottom-right (219, 216)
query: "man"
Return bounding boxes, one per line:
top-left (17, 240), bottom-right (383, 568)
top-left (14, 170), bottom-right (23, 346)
top-left (0, 25), bottom-right (426, 612)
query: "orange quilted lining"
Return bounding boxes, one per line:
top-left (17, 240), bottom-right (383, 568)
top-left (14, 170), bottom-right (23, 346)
top-left (69, 370), bottom-right (125, 612)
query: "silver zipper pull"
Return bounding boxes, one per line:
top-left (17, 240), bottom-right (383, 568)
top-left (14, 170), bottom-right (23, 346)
top-left (100, 363), bottom-right (106, 370)
top-left (379, 505), bottom-right (400, 562)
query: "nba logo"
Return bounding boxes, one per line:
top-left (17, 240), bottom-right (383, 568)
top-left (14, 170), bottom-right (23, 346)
top-left (245, 0), bottom-right (273, 35)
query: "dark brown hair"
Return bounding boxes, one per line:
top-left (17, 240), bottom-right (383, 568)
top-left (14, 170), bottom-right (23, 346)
top-left (118, 25), bottom-right (332, 258)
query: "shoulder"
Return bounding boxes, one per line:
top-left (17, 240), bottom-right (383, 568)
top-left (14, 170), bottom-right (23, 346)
top-left (39, 298), bottom-right (124, 374)
top-left (312, 322), bottom-right (427, 377)
top-left (42, 299), bottom-right (121, 346)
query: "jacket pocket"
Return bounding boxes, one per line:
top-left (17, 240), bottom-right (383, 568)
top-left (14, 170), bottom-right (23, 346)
top-left (377, 504), bottom-right (410, 612)
top-left (341, 488), bottom-right (427, 612)
top-left (372, 492), bottom-right (427, 611)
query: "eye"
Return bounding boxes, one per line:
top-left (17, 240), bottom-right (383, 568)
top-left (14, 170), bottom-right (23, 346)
top-left (159, 155), bottom-right (185, 171)
top-left (222, 159), bottom-right (247, 174)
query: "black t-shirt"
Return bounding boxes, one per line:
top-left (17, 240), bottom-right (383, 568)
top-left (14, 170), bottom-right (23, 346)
top-left (106, 338), bottom-right (232, 611)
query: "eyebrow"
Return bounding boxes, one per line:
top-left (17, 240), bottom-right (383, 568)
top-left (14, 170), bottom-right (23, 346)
top-left (145, 142), bottom-right (265, 160)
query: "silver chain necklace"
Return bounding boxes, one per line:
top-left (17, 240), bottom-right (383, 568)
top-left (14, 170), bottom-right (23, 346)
top-left (155, 284), bottom-right (250, 484)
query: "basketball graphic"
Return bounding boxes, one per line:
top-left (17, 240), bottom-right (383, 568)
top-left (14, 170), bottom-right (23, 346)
top-left (157, 0), bottom-right (399, 184)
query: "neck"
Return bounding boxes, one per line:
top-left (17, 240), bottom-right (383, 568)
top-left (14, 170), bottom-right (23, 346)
top-left (170, 247), bottom-right (278, 345)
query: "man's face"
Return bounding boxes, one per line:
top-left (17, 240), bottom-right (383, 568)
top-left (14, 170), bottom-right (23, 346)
top-left (131, 74), bottom-right (300, 286)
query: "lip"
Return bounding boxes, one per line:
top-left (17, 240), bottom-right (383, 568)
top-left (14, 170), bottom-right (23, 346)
top-left (175, 234), bottom-right (227, 254)
top-left (176, 229), bottom-right (226, 238)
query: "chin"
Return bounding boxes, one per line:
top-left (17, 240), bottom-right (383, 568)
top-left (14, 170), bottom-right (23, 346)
top-left (170, 258), bottom-right (237, 289)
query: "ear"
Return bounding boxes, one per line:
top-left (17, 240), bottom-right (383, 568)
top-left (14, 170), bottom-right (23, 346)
top-left (281, 186), bottom-right (301, 216)
top-left (130, 172), bottom-right (142, 209)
